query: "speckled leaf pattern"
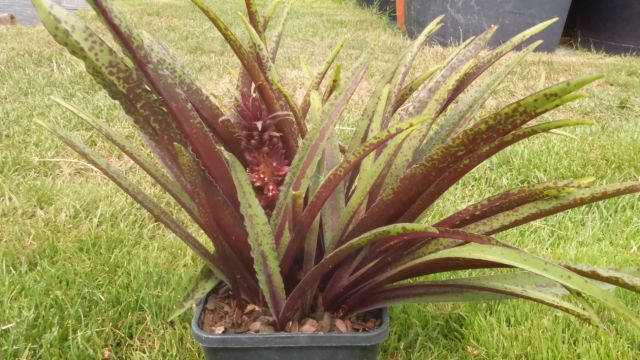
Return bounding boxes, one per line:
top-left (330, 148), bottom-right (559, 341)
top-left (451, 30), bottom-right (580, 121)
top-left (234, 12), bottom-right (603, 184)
top-left (138, 31), bottom-right (243, 158)
top-left (268, 0), bottom-right (294, 62)
top-left (224, 151), bottom-right (286, 324)
top-left (51, 97), bottom-right (197, 219)
top-left (465, 182), bottom-right (640, 235)
top-left (352, 75), bottom-right (601, 238)
top-left (38, 122), bottom-right (222, 276)
top-left (274, 56), bottom-right (370, 259)
top-left (351, 272), bottom-right (599, 324)
top-left (437, 178), bottom-right (595, 228)
top-left (415, 41), bottom-right (541, 162)
top-left (32, 0), bottom-right (191, 187)
top-left (34, 0), bottom-right (640, 331)
top-left (299, 38), bottom-right (346, 118)
top-left (378, 244), bottom-right (640, 328)
top-left (334, 85), bottom-right (397, 246)
top-left (320, 129), bottom-right (346, 252)
top-left (283, 110), bottom-right (438, 271)
top-left (382, 26), bottom-right (497, 195)
top-left (281, 223), bottom-right (439, 320)
top-left (563, 264), bottom-right (640, 293)
top-left (387, 15), bottom-right (444, 115)
top-left (191, 0), bottom-right (299, 156)
top-left (399, 119), bottom-right (596, 221)
top-left (391, 66), bottom-right (441, 115)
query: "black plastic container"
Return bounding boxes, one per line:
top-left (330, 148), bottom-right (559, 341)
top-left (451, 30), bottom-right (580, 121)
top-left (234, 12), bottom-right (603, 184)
top-left (191, 300), bottom-right (390, 360)
top-left (404, 0), bottom-right (572, 52)
top-left (573, 0), bottom-right (640, 55)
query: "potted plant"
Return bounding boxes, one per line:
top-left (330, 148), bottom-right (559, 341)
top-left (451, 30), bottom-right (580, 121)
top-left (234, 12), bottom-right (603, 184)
top-left (402, 0), bottom-right (572, 52)
top-left (33, 0), bottom-right (640, 359)
top-left (572, 0), bottom-right (640, 55)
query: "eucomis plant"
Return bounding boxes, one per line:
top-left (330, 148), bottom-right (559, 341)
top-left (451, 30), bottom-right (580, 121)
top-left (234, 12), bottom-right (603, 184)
top-left (34, 0), bottom-right (640, 331)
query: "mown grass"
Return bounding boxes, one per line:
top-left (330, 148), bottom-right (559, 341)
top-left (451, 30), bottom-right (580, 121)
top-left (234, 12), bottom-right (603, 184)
top-left (1, 0), bottom-right (639, 359)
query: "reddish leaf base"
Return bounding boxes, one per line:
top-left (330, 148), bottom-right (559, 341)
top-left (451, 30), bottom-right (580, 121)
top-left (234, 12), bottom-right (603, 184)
top-left (199, 288), bottom-right (381, 335)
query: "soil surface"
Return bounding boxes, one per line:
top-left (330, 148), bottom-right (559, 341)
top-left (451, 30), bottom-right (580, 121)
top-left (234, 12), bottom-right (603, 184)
top-left (199, 287), bottom-right (382, 335)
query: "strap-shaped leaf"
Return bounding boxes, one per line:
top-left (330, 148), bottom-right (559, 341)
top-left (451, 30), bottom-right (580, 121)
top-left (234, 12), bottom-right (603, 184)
top-left (344, 57), bottom-right (399, 156)
top-left (263, 0), bottom-right (283, 32)
top-left (191, 0), bottom-right (299, 156)
top-left (171, 143), bottom-right (252, 277)
top-left (33, 0), bottom-right (190, 186)
top-left (86, 0), bottom-right (243, 213)
top-left (243, 0), bottom-right (265, 40)
top-left (360, 243), bottom-right (640, 328)
top-left (138, 31), bottom-right (244, 159)
top-left (84, 0), bottom-right (257, 270)
top-left (382, 26), bottom-right (497, 195)
top-left (347, 272), bottom-right (599, 325)
top-left (37, 121), bottom-right (223, 277)
top-left (332, 85), bottom-right (398, 246)
top-left (351, 75), bottom-right (601, 238)
top-left (391, 66), bottom-right (441, 115)
top-left (400, 119), bottom-right (596, 222)
top-left (272, 55), bottom-right (370, 255)
top-left (238, 13), bottom-right (303, 132)
top-left (563, 264), bottom-right (640, 293)
top-left (224, 151), bottom-right (286, 324)
top-left (465, 182), bottom-right (640, 235)
top-left (322, 64), bottom-right (342, 103)
top-left (326, 228), bottom-right (504, 307)
top-left (442, 18), bottom-right (559, 112)
top-left (299, 38), bottom-right (346, 118)
top-left (51, 97), bottom-right (197, 219)
top-left (436, 178), bottom-right (595, 228)
top-left (414, 41), bottom-right (541, 162)
top-left (281, 110), bottom-right (438, 273)
top-left (387, 15), bottom-right (444, 115)
top-left (281, 223), bottom-right (439, 321)
top-left (320, 129), bottom-right (346, 252)
top-left (268, 0), bottom-right (294, 62)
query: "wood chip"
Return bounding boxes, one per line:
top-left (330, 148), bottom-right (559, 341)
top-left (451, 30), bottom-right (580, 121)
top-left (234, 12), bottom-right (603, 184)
top-left (319, 312), bottom-right (331, 333)
top-left (285, 320), bottom-right (299, 333)
top-left (366, 319), bottom-right (376, 330)
top-left (249, 321), bottom-right (262, 333)
top-left (335, 319), bottom-right (347, 333)
top-left (344, 319), bottom-right (353, 332)
top-left (244, 304), bottom-right (260, 314)
top-left (213, 326), bottom-right (225, 334)
top-left (102, 349), bottom-right (112, 360)
top-left (300, 318), bottom-right (318, 333)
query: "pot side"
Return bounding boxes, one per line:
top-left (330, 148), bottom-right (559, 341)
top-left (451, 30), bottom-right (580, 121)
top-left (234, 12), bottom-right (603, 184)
top-left (573, 0), bottom-right (640, 55)
top-left (191, 300), bottom-right (390, 360)
top-left (404, 0), bottom-right (572, 52)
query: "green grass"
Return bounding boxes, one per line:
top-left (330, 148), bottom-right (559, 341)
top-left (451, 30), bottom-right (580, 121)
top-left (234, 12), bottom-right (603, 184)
top-left (1, 0), bottom-right (639, 358)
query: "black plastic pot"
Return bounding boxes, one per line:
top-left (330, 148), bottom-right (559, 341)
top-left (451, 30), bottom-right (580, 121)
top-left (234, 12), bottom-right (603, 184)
top-left (573, 0), bottom-right (640, 55)
top-left (357, 0), bottom-right (396, 21)
top-left (191, 300), bottom-right (390, 360)
top-left (404, 0), bottom-right (572, 52)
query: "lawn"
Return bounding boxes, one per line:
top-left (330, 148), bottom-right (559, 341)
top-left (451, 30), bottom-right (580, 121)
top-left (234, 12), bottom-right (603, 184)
top-left (1, 0), bottom-right (639, 359)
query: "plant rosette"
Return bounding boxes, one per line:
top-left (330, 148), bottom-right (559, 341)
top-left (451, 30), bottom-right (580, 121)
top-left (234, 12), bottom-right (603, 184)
top-left (33, 0), bottom-right (640, 359)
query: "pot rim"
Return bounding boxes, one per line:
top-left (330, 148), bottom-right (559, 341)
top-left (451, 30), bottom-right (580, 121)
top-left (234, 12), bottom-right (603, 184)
top-left (191, 298), bottom-right (390, 348)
